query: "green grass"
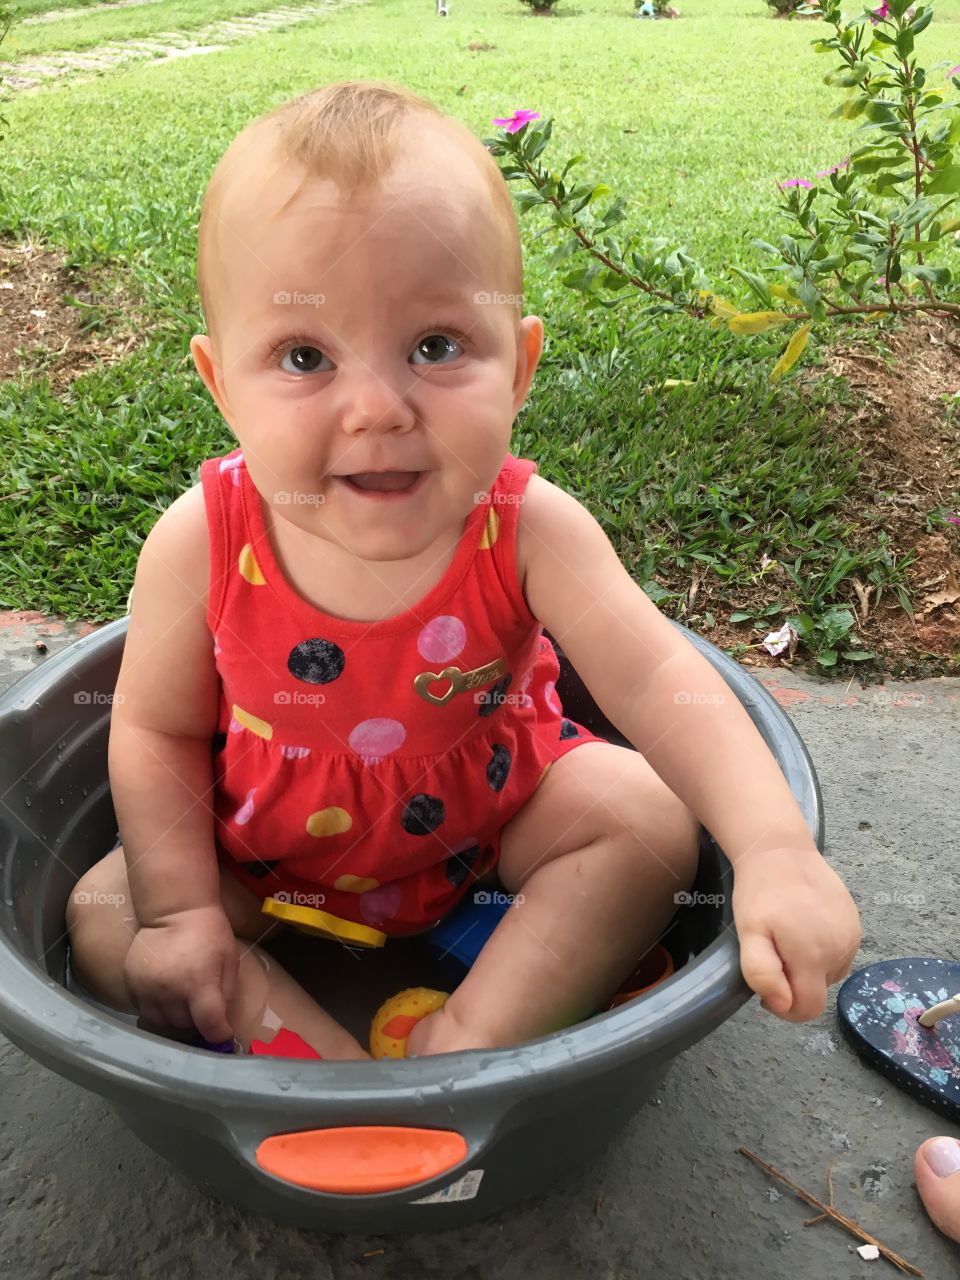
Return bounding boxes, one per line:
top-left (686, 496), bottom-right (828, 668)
top-left (1, 0), bottom-right (958, 670)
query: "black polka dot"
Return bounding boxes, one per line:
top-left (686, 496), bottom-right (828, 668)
top-left (446, 843), bottom-right (481, 888)
top-left (486, 744), bottom-right (511, 792)
top-left (560, 718), bottom-right (580, 740)
top-left (477, 673), bottom-right (512, 717)
top-left (212, 732), bottom-right (227, 755)
top-left (287, 638), bottom-right (345, 685)
top-left (243, 859), bottom-right (280, 879)
top-left (401, 793), bottom-right (445, 836)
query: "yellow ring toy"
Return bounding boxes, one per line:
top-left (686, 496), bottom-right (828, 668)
top-left (369, 987), bottom-right (450, 1059)
top-left (261, 897), bottom-right (386, 949)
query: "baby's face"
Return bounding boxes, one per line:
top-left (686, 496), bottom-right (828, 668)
top-left (191, 130), bottom-right (543, 565)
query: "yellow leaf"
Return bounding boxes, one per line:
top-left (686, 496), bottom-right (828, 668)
top-left (641, 379), bottom-right (698, 394)
top-left (769, 283), bottom-right (804, 306)
top-left (942, 217), bottom-right (960, 234)
top-left (863, 311), bottom-right (887, 321)
top-left (696, 290), bottom-right (740, 319)
top-left (769, 324), bottom-right (811, 383)
top-left (728, 311), bottom-right (790, 335)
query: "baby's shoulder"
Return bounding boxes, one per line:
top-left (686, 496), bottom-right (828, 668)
top-left (133, 480), bottom-right (209, 607)
top-left (514, 471), bottom-right (589, 599)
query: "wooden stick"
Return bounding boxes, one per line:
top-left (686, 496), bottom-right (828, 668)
top-left (738, 1146), bottom-right (923, 1277)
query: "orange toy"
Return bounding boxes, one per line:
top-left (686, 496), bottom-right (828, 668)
top-left (604, 944), bottom-right (675, 1010)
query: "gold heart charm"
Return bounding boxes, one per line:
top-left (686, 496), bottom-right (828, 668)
top-left (414, 667), bottom-right (462, 706)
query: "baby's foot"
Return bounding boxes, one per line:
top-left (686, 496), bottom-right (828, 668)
top-left (915, 1137), bottom-right (960, 1241)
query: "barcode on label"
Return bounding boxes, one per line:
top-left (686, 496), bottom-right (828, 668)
top-left (411, 1168), bottom-right (484, 1204)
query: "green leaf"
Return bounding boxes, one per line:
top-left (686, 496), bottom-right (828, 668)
top-left (926, 165), bottom-right (960, 195)
top-left (824, 61), bottom-right (870, 87)
top-left (728, 266), bottom-right (773, 309)
top-left (841, 650), bottom-right (877, 661)
top-left (903, 264), bottom-right (952, 285)
top-left (729, 611), bottom-right (753, 623)
top-left (842, 94), bottom-right (870, 120)
top-left (894, 29), bottom-right (914, 58)
top-left (909, 5), bottom-right (933, 34)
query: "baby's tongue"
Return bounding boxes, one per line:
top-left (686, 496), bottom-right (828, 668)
top-left (347, 471), bottom-right (418, 492)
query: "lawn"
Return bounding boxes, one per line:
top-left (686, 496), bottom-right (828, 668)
top-left (1, 0), bottom-right (958, 670)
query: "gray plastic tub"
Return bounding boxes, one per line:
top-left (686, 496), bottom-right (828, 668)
top-left (0, 616), bottom-right (823, 1232)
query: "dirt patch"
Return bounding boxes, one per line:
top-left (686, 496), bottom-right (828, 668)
top-left (0, 234), bottom-right (147, 391)
top-left (674, 314), bottom-right (960, 681)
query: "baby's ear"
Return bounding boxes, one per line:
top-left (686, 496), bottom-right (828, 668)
top-left (512, 315), bottom-right (544, 414)
top-left (190, 334), bottom-right (235, 427)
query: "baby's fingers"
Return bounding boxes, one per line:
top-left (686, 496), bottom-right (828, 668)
top-left (738, 930), bottom-right (793, 1015)
top-left (189, 983), bottom-right (233, 1046)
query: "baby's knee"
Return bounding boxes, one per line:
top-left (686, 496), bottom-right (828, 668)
top-left (65, 848), bottom-right (132, 957)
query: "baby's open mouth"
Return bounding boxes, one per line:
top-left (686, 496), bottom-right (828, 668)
top-left (342, 472), bottom-right (421, 493)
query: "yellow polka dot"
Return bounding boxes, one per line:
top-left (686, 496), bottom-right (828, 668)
top-left (537, 760), bottom-right (553, 787)
top-left (232, 704), bottom-right (273, 739)
top-left (334, 874), bottom-right (380, 893)
top-left (238, 543), bottom-right (265, 585)
top-left (478, 507), bottom-right (499, 550)
top-left (306, 807), bottom-right (353, 838)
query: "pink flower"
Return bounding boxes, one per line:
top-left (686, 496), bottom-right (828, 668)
top-left (816, 156), bottom-right (850, 178)
top-left (492, 109), bottom-right (540, 134)
top-left (948, 65), bottom-right (960, 80)
top-left (778, 178), bottom-right (813, 190)
top-left (870, 1), bottom-right (890, 25)
top-left (877, 275), bottom-right (888, 286)
top-left (945, 512), bottom-right (960, 524)
top-left (882, 980), bottom-right (902, 992)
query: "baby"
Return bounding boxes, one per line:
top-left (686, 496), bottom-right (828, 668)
top-left (66, 79), bottom-right (861, 1062)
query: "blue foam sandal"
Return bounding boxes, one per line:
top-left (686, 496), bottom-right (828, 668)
top-left (836, 957), bottom-right (960, 1122)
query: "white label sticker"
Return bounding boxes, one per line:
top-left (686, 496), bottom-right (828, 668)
top-left (411, 1168), bottom-right (484, 1204)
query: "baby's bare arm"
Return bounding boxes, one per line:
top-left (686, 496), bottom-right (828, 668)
top-left (109, 483), bottom-right (222, 925)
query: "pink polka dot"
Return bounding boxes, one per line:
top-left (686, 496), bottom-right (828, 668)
top-left (219, 453), bottom-right (244, 486)
top-left (544, 680), bottom-right (561, 714)
top-left (280, 745), bottom-right (311, 759)
top-left (417, 615), bottom-right (467, 663)
top-left (213, 633), bottom-right (222, 658)
top-left (359, 882), bottom-right (403, 923)
top-left (234, 787), bottom-right (257, 825)
top-left (229, 715), bottom-right (243, 734)
top-left (348, 718), bottom-right (406, 763)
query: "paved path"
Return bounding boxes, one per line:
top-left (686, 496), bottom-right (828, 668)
top-left (1, 0), bottom-right (366, 95)
top-left (1, 607), bottom-right (957, 1276)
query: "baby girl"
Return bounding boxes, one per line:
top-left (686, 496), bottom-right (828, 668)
top-left (66, 79), bottom-right (861, 1062)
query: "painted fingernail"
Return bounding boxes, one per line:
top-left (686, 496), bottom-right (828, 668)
top-left (923, 1138), bottom-right (960, 1177)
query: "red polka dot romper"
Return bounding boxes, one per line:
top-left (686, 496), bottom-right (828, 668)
top-left (200, 446), bottom-right (608, 936)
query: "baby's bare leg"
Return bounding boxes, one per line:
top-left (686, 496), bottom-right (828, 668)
top-left (66, 846), bottom-right (371, 1060)
top-left (407, 743), bottom-right (701, 1055)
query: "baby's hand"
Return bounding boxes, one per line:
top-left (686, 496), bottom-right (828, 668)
top-left (731, 844), bottom-right (862, 1022)
top-left (123, 905), bottom-right (239, 1044)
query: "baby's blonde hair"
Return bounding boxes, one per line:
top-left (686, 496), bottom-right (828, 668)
top-left (196, 80), bottom-right (524, 350)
